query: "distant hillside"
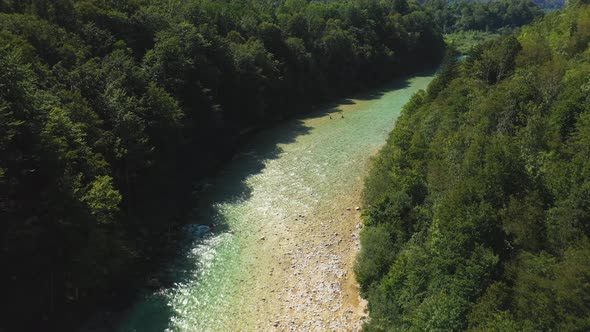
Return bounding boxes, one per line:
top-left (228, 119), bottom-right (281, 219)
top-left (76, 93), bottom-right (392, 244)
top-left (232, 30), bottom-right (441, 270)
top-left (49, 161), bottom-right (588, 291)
top-left (533, 0), bottom-right (566, 9)
top-left (422, 0), bottom-right (544, 33)
top-left (420, 0), bottom-right (566, 10)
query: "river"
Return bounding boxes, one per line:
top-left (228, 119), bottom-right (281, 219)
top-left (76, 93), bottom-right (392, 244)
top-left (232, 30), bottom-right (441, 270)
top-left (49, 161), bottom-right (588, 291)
top-left (119, 70), bottom-right (436, 331)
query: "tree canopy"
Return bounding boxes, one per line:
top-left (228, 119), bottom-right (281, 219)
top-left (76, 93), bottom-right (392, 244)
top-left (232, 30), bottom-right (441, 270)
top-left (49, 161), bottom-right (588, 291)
top-left (422, 0), bottom-right (545, 33)
top-left (0, 0), bottom-right (445, 330)
top-left (357, 2), bottom-right (590, 330)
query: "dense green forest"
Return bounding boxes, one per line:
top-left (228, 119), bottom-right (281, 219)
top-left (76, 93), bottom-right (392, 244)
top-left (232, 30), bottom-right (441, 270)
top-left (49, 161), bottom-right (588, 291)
top-left (421, 0), bottom-right (556, 54)
top-left (423, 0), bottom-right (544, 33)
top-left (422, 0), bottom-right (566, 13)
top-left (533, 0), bottom-right (567, 9)
top-left (0, 0), bottom-right (445, 330)
top-left (357, 0), bottom-right (590, 330)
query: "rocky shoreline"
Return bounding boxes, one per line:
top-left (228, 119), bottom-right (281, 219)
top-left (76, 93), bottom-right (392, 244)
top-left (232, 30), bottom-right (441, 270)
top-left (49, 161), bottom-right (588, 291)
top-left (230, 189), bottom-right (369, 331)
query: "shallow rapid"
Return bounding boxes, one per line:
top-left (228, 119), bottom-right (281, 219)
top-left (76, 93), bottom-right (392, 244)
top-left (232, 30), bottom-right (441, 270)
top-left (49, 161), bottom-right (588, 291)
top-left (120, 70), bottom-right (436, 331)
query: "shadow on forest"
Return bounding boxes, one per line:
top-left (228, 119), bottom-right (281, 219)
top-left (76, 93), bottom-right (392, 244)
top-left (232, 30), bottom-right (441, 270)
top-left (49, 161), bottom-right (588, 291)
top-left (198, 72), bottom-right (422, 213)
top-left (118, 116), bottom-right (315, 332)
top-left (118, 71), bottom-right (433, 331)
top-left (295, 68), bottom-right (436, 123)
top-left (192, 68), bottom-right (438, 234)
top-left (292, 78), bottom-right (410, 121)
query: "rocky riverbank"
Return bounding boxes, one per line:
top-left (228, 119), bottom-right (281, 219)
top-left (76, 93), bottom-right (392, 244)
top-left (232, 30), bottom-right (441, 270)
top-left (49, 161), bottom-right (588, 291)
top-left (240, 192), bottom-right (369, 331)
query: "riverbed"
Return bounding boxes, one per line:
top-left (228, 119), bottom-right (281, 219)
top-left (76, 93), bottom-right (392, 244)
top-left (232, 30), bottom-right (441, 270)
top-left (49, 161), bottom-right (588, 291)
top-left (120, 70), bottom-right (436, 332)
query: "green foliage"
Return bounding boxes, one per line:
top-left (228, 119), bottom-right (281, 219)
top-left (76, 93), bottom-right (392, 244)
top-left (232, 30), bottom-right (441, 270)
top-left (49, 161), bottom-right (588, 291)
top-left (359, 2), bottom-right (590, 330)
top-left (0, 0), bottom-right (446, 330)
top-left (423, 0), bottom-right (544, 34)
top-left (355, 224), bottom-right (397, 290)
top-left (82, 175), bottom-right (122, 224)
top-left (444, 30), bottom-right (502, 54)
top-left (468, 35), bottom-right (522, 84)
top-left (426, 46), bottom-right (460, 100)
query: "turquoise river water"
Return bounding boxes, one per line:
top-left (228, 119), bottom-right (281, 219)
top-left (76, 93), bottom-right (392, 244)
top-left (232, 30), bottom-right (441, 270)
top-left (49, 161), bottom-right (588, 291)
top-left (120, 70), bottom-right (436, 331)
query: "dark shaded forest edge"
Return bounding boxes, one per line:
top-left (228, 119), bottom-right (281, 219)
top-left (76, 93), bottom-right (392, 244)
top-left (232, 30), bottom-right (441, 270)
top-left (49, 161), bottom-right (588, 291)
top-left (356, 0), bottom-right (590, 330)
top-left (0, 0), bottom-right (447, 330)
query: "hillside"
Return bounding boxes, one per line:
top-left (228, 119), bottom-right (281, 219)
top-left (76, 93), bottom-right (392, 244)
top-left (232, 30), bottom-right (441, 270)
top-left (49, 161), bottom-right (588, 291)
top-left (422, 0), bottom-right (544, 32)
top-left (357, 1), bottom-right (590, 330)
top-left (421, 0), bottom-right (565, 10)
top-left (534, 0), bottom-right (567, 9)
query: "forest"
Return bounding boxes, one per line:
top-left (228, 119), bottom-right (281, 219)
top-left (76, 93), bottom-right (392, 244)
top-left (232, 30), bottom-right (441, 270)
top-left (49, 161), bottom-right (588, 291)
top-left (422, 0), bottom-right (545, 33)
top-left (357, 0), bottom-right (590, 330)
top-left (0, 0), bottom-right (446, 330)
top-left (422, 0), bottom-right (565, 12)
top-left (0, 0), bottom-right (557, 330)
top-left (533, 0), bottom-right (568, 9)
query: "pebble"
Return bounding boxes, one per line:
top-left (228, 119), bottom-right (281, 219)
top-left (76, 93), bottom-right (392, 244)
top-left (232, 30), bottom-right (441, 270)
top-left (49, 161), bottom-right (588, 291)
top-left (245, 205), bottom-right (366, 331)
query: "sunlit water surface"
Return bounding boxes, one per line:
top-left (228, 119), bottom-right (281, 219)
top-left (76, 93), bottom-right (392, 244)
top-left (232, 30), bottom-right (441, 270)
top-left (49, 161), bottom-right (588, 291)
top-left (120, 71), bottom-right (435, 331)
